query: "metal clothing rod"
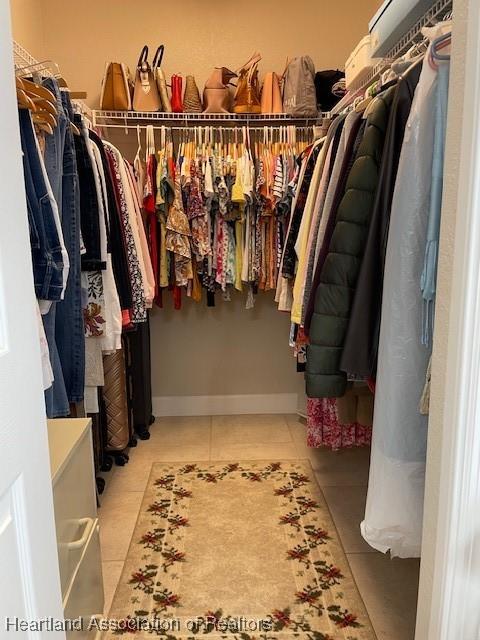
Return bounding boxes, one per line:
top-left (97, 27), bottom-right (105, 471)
top-left (96, 123), bottom-right (315, 132)
top-left (91, 109), bottom-right (322, 128)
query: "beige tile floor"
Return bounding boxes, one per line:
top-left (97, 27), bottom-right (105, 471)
top-left (98, 414), bottom-right (420, 639)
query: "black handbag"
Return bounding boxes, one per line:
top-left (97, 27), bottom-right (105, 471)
top-left (314, 69), bottom-right (345, 111)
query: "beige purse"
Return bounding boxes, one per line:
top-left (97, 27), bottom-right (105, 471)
top-left (100, 62), bottom-right (132, 110)
top-left (203, 67), bottom-right (237, 113)
top-left (152, 45), bottom-right (172, 112)
top-left (133, 46), bottom-right (161, 112)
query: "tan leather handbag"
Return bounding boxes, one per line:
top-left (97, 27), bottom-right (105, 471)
top-left (100, 62), bottom-right (132, 110)
top-left (260, 72), bottom-right (283, 114)
top-left (133, 46), bottom-right (161, 112)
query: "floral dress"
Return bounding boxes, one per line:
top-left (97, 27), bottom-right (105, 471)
top-left (166, 162), bottom-right (193, 287)
top-left (307, 398), bottom-right (372, 451)
top-left (188, 159), bottom-right (211, 260)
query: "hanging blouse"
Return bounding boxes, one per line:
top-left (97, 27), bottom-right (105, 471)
top-left (104, 142), bottom-right (147, 324)
top-left (166, 162), bottom-right (193, 286)
top-left (125, 162), bottom-right (155, 308)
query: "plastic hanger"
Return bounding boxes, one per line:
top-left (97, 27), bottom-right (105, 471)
top-left (430, 32), bottom-right (451, 69)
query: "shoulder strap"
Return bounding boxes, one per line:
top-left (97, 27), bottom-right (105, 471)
top-left (137, 45), bottom-right (149, 69)
top-left (152, 45), bottom-right (165, 69)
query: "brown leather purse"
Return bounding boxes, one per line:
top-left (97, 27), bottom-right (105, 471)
top-left (233, 62), bottom-right (261, 114)
top-left (133, 46), bottom-right (161, 112)
top-left (100, 62), bottom-right (132, 110)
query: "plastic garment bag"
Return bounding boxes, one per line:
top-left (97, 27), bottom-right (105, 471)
top-left (361, 25), bottom-right (450, 558)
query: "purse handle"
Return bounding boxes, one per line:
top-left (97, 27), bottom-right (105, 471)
top-left (247, 61), bottom-right (259, 83)
top-left (152, 45), bottom-right (165, 69)
top-left (137, 45), bottom-right (149, 69)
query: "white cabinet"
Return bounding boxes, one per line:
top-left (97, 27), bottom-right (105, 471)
top-left (48, 419), bottom-right (104, 635)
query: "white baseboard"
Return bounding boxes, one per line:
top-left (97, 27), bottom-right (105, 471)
top-left (152, 393), bottom-right (299, 417)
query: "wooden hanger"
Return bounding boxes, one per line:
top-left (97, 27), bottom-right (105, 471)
top-left (32, 116), bottom-right (54, 135)
top-left (16, 79), bottom-right (58, 133)
top-left (30, 97), bottom-right (57, 116)
top-left (33, 110), bottom-right (57, 128)
top-left (17, 87), bottom-right (36, 112)
top-left (20, 78), bottom-right (57, 105)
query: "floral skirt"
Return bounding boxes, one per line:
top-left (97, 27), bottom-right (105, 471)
top-left (307, 398), bottom-right (372, 452)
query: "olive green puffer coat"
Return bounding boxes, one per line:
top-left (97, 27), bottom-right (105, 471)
top-left (306, 86), bottom-right (395, 398)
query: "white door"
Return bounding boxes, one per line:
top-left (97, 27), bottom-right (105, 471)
top-left (0, 1), bottom-right (65, 637)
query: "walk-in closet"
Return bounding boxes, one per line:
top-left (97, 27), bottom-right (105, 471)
top-left (2, 0), bottom-right (479, 639)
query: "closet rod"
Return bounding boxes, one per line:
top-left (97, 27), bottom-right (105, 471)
top-left (96, 123), bottom-right (315, 133)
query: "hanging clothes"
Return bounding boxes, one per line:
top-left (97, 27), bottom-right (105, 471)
top-left (361, 28), bottom-right (451, 558)
top-left (128, 125), bottom-right (310, 308)
top-left (290, 125), bottom-right (334, 324)
top-left (104, 141), bottom-right (147, 325)
top-left (307, 397), bottom-right (372, 451)
top-left (420, 60), bottom-right (450, 346)
top-left (303, 111), bottom-right (363, 336)
top-left (300, 115), bottom-right (346, 325)
top-left (305, 86), bottom-right (396, 399)
top-left (276, 143), bottom-right (320, 311)
top-left (340, 61), bottom-right (423, 379)
top-left (89, 130), bottom-right (133, 319)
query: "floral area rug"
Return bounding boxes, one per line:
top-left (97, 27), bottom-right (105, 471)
top-left (103, 461), bottom-right (376, 640)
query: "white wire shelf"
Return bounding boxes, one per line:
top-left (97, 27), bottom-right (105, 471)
top-left (13, 40), bottom-right (92, 120)
top-left (13, 41), bottom-right (40, 70)
top-left (92, 110), bottom-right (323, 128)
top-left (328, 0), bottom-right (453, 116)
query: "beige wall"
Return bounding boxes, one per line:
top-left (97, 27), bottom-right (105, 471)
top-left (10, 0), bottom-right (45, 60)
top-left (37, 0), bottom-right (379, 108)
top-left (11, 0), bottom-right (379, 400)
top-left (150, 293), bottom-right (306, 398)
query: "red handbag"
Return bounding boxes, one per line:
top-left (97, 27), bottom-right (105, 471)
top-left (171, 75), bottom-right (183, 113)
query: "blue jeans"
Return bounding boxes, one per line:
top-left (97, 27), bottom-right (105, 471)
top-left (42, 78), bottom-right (70, 418)
top-left (18, 108), bottom-right (64, 300)
top-left (55, 90), bottom-right (85, 404)
top-left (42, 78), bottom-right (67, 207)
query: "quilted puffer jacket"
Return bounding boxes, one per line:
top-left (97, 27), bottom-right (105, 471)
top-left (305, 86), bottom-right (395, 398)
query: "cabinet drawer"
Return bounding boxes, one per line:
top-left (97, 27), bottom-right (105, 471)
top-left (52, 430), bottom-right (97, 596)
top-left (64, 521), bottom-right (104, 639)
